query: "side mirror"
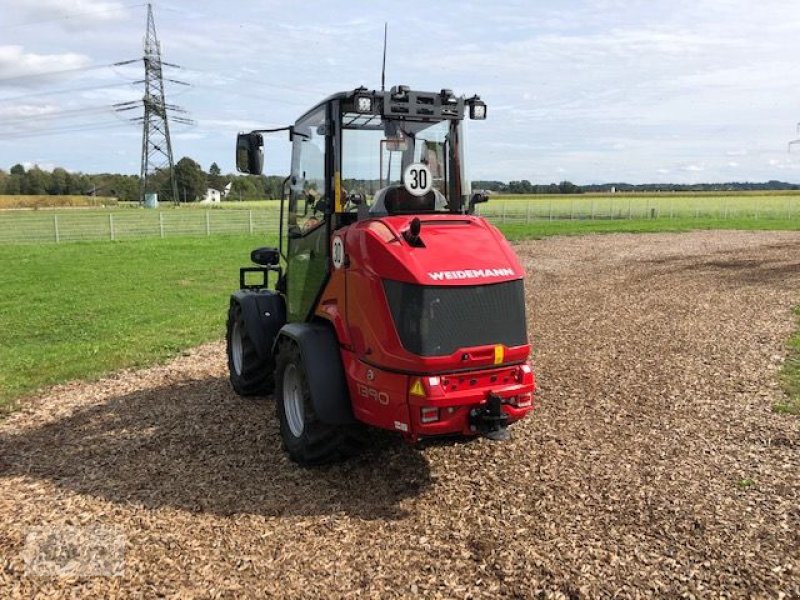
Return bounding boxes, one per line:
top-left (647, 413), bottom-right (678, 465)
top-left (468, 191), bottom-right (489, 214)
top-left (236, 132), bottom-right (264, 175)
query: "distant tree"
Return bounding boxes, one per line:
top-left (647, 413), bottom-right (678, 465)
top-left (9, 163), bottom-right (25, 176)
top-left (507, 179), bottom-right (534, 194)
top-left (230, 177), bottom-right (260, 200)
top-left (207, 162), bottom-right (224, 192)
top-left (263, 175), bottom-right (285, 199)
top-left (174, 157), bottom-right (207, 202)
top-left (23, 167), bottom-right (47, 195)
top-left (558, 180), bottom-right (581, 194)
top-left (48, 168), bottom-right (68, 195)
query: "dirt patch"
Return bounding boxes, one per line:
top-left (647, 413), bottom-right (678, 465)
top-left (2, 231), bottom-right (799, 598)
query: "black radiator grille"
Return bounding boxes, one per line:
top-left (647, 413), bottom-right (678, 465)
top-left (382, 279), bottom-right (527, 357)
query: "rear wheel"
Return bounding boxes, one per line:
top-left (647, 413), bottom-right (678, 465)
top-left (275, 340), bottom-right (364, 465)
top-left (226, 301), bottom-right (273, 396)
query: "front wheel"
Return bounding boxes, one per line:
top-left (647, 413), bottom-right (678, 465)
top-left (226, 301), bottom-right (273, 396)
top-left (275, 340), bottom-right (364, 465)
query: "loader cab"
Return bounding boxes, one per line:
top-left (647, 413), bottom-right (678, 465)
top-left (237, 85), bottom-right (488, 322)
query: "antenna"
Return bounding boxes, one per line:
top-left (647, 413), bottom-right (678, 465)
top-left (381, 22), bottom-right (388, 91)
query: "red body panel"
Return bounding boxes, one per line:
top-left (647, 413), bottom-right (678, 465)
top-left (316, 214), bottom-right (536, 439)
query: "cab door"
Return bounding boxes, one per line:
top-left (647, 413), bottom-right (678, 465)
top-left (286, 105), bottom-right (330, 322)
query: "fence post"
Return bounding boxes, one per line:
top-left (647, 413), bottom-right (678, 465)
top-left (54, 214), bottom-right (60, 243)
top-left (591, 198), bottom-right (595, 220)
top-left (548, 198), bottom-right (553, 221)
top-left (205, 210), bottom-right (211, 236)
top-left (249, 210), bottom-right (254, 234)
top-left (159, 212), bottom-right (165, 238)
top-left (502, 201), bottom-right (507, 223)
top-left (526, 201), bottom-right (530, 223)
top-left (109, 214), bottom-right (115, 240)
top-left (670, 197), bottom-right (674, 220)
top-left (570, 197), bottom-right (574, 220)
top-left (628, 197), bottom-right (632, 219)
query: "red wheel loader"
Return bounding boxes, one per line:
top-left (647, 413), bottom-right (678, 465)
top-left (227, 85), bottom-right (535, 465)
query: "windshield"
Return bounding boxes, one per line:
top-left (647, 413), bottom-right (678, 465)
top-left (341, 115), bottom-right (466, 214)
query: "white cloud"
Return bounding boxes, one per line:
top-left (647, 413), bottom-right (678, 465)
top-left (0, 45), bottom-right (90, 82)
top-left (0, 103), bottom-right (58, 119)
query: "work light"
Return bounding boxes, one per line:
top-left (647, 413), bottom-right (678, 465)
top-left (469, 96), bottom-right (487, 120)
top-left (356, 94), bottom-right (372, 113)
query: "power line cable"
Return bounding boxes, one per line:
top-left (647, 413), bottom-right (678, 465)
top-left (0, 59), bottom-right (139, 85)
top-left (0, 120), bottom-right (133, 140)
top-left (0, 2), bottom-right (146, 31)
top-left (0, 103), bottom-right (130, 125)
top-left (0, 81), bottom-right (137, 104)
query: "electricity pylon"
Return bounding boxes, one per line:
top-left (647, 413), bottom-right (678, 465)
top-left (137, 3), bottom-right (181, 205)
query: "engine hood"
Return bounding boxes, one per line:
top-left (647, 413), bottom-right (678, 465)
top-left (345, 214), bottom-right (524, 285)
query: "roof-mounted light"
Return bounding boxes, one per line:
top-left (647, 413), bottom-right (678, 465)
top-left (468, 95), bottom-right (487, 120)
top-left (354, 86), bottom-right (373, 113)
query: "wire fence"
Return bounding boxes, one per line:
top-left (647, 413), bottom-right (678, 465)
top-left (0, 209), bottom-right (280, 244)
top-left (0, 194), bottom-right (798, 244)
top-left (475, 194), bottom-right (800, 222)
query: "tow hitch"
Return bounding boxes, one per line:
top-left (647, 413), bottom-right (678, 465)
top-left (470, 393), bottom-right (510, 441)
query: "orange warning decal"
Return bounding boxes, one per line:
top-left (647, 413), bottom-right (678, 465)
top-left (409, 378), bottom-right (425, 396)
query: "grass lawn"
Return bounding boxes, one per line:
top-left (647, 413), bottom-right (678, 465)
top-left (0, 235), bottom-right (273, 412)
top-left (776, 307), bottom-right (800, 415)
top-left (496, 217), bottom-right (800, 241)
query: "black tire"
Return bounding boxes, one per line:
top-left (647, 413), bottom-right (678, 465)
top-left (226, 300), bottom-right (274, 396)
top-left (275, 340), bottom-right (365, 465)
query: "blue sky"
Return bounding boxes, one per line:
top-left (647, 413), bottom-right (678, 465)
top-left (1, 0), bottom-right (799, 184)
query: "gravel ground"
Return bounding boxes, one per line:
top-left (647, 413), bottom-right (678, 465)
top-left (1, 230), bottom-right (799, 598)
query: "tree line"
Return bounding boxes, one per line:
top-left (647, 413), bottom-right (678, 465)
top-left (0, 158), bottom-right (286, 203)
top-left (473, 179), bottom-right (800, 194)
top-left (2, 161), bottom-right (798, 201)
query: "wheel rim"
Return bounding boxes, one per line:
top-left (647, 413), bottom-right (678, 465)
top-left (231, 319), bottom-right (243, 376)
top-left (283, 363), bottom-right (304, 437)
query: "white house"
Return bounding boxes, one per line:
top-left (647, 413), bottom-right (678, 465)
top-left (199, 188), bottom-right (221, 204)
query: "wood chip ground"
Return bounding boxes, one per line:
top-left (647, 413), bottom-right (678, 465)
top-left (1, 231), bottom-right (799, 598)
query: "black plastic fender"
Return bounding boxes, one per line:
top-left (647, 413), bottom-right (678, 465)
top-left (274, 322), bottom-right (356, 425)
top-left (230, 289), bottom-right (286, 362)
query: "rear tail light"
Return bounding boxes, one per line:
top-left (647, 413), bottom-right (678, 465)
top-left (420, 407), bottom-right (439, 423)
top-left (511, 394), bottom-right (533, 408)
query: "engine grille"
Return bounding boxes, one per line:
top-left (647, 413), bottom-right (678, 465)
top-left (382, 279), bottom-right (528, 357)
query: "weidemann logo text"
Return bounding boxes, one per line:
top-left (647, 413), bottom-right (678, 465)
top-left (428, 268), bottom-right (515, 281)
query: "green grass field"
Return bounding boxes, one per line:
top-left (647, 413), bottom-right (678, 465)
top-left (496, 216), bottom-right (800, 241)
top-left (0, 236), bottom-right (274, 412)
top-left (776, 307), bottom-right (800, 415)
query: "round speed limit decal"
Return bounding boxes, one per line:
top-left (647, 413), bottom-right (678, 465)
top-left (403, 163), bottom-right (432, 197)
top-left (331, 236), bottom-right (345, 269)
